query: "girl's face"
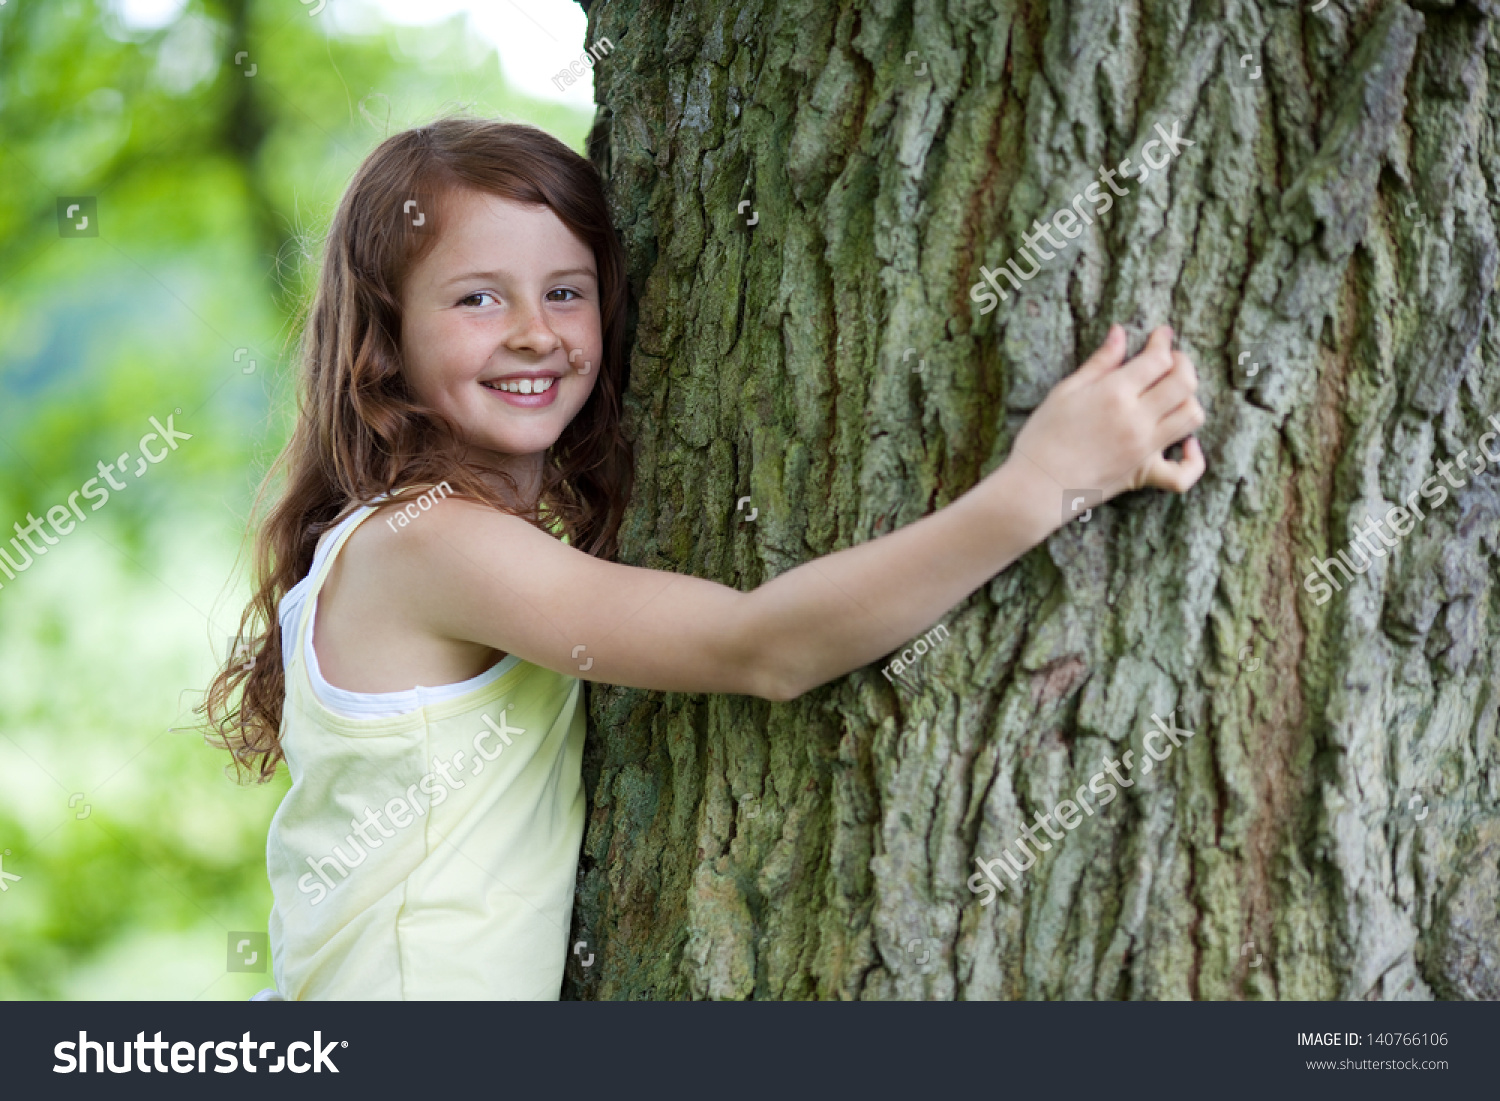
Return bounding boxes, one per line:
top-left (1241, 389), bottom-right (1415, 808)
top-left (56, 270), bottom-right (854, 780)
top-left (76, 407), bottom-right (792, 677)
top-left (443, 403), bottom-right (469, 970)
top-left (399, 188), bottom-right (603, 472)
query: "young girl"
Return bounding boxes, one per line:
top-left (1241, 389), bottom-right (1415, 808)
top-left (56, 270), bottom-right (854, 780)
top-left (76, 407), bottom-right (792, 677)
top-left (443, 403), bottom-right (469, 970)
top-left (205, 116), bottom-right (1205, 1000)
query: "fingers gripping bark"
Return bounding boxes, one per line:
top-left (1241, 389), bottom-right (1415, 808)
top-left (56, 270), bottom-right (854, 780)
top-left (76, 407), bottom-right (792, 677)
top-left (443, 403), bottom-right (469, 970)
top-left (1006, 324), bottom-right (1207, 505)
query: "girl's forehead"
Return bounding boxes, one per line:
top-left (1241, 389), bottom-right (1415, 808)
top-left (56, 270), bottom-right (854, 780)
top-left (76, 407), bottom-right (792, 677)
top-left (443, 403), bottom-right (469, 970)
top-left (414, 191), bottom-right (594, 280)
top-left (436, 190), bottom-right (561, 234)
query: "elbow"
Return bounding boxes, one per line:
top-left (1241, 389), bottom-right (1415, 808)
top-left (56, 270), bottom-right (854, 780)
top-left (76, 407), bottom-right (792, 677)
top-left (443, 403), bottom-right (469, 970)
top-left (747, 649), bottom-right (803, 703)
top-left (758, 673), bottom-right (802, 703)
top-left (737, 593), bottom-right (804, 702)
top-left (738, 594), bottom-right (798, 699)
top-left (747, 654), bottom-right (800, 702)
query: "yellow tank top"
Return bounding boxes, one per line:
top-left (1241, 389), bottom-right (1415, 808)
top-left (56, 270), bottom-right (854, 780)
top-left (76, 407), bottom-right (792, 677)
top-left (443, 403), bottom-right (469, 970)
top-left (265, 503), bottom-right (586, 999)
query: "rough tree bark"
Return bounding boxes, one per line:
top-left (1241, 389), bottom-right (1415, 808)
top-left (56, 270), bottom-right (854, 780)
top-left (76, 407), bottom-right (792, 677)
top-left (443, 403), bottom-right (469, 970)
top-left (564, 0), bottom-right (1500, 1000)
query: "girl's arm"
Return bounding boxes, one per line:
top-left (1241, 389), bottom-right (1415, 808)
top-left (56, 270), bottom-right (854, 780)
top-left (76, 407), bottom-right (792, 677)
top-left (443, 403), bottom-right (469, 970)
top-left (394, 325), bottom-right (1204, 701)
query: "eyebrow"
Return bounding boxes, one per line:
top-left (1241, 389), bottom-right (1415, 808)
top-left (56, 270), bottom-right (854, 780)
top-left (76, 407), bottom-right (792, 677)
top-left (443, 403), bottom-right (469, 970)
top-left (439, 267), bottom-right (597, 288)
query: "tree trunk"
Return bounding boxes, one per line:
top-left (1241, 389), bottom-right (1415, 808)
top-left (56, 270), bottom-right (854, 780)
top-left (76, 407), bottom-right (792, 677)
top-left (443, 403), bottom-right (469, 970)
top-left (565, 0), bottom-right (1500, 1000)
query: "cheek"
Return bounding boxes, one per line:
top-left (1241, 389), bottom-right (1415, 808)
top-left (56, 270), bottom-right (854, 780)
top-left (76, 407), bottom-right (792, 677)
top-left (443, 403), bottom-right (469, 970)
top-left (403, 318), bottom-right (480, 393)
top-left (398, 345), bottom-right (443, 409)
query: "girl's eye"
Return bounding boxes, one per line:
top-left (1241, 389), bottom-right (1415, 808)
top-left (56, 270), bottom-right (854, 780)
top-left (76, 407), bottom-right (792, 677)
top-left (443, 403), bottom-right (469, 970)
top-left (548, 287), bottom-right (582, 302)
top-left (458, 291), bottom-right (498, 308)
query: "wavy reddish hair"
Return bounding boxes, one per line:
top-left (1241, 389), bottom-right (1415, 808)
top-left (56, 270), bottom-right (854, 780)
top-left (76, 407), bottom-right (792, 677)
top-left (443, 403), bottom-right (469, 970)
top-left (202, 116), bottom-right (633, 782)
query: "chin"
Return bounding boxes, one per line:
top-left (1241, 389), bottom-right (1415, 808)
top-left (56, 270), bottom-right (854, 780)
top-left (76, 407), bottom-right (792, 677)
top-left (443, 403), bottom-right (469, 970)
top-left (476, 429), bottom-right (565, 458)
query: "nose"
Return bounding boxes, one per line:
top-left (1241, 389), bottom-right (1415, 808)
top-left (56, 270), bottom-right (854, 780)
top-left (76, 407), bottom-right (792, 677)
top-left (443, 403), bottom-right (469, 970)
top-left (506, 299), bottom-right (562, 357)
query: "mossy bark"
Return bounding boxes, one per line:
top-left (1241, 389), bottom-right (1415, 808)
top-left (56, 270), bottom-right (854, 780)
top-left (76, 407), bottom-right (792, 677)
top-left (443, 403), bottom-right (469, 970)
top-left (565, 0), bottom-right (1500, 1000)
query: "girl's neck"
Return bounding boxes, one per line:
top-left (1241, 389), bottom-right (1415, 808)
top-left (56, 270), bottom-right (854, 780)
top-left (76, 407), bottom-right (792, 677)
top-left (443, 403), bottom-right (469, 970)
top-left (458, 444), bottom-right (546, 513)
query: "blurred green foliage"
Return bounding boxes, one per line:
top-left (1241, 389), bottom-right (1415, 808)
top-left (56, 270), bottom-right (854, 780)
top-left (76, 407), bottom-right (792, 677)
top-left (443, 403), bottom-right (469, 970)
top-left (0, 0), bottom-right (591, 998)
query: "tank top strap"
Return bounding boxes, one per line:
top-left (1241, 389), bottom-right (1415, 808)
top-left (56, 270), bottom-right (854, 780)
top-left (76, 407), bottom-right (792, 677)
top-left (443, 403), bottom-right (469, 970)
top-left (293, 504), bottom-right (385, 664)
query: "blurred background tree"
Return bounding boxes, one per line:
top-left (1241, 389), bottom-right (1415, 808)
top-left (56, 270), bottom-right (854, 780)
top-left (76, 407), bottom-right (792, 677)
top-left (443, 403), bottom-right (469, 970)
top-left (0, 0), bottom-right (591, 999)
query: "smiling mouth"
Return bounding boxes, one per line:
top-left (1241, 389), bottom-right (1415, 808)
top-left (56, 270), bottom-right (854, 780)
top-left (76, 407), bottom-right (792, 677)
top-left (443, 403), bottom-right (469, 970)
top-left (481, 377), bottom-right (557, 395)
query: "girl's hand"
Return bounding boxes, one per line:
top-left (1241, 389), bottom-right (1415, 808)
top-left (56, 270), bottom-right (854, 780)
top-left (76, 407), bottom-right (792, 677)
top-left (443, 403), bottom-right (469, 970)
top-left (1005, 324), bottom-right (1206, 508)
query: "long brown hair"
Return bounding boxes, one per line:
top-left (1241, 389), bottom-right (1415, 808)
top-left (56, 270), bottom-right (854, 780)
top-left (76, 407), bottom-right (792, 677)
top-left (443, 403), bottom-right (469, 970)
top-left (202, 116), bottom-right (633, 782)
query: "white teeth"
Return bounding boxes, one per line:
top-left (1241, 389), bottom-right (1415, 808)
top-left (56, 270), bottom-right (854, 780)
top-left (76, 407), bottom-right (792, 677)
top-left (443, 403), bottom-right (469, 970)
top-left (487, 377), bottom-right (556, 394)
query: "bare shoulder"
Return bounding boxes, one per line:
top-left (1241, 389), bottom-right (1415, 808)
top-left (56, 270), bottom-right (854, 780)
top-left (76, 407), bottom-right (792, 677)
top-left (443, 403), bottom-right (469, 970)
top-left (340, 494), bottom-right (565, 606)
top-left (386, 494), bottom-right (557, 548)
top-left (347, 494), bottom-right (538, 566)
top-left (367, 492), bottom-right (500, 537)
